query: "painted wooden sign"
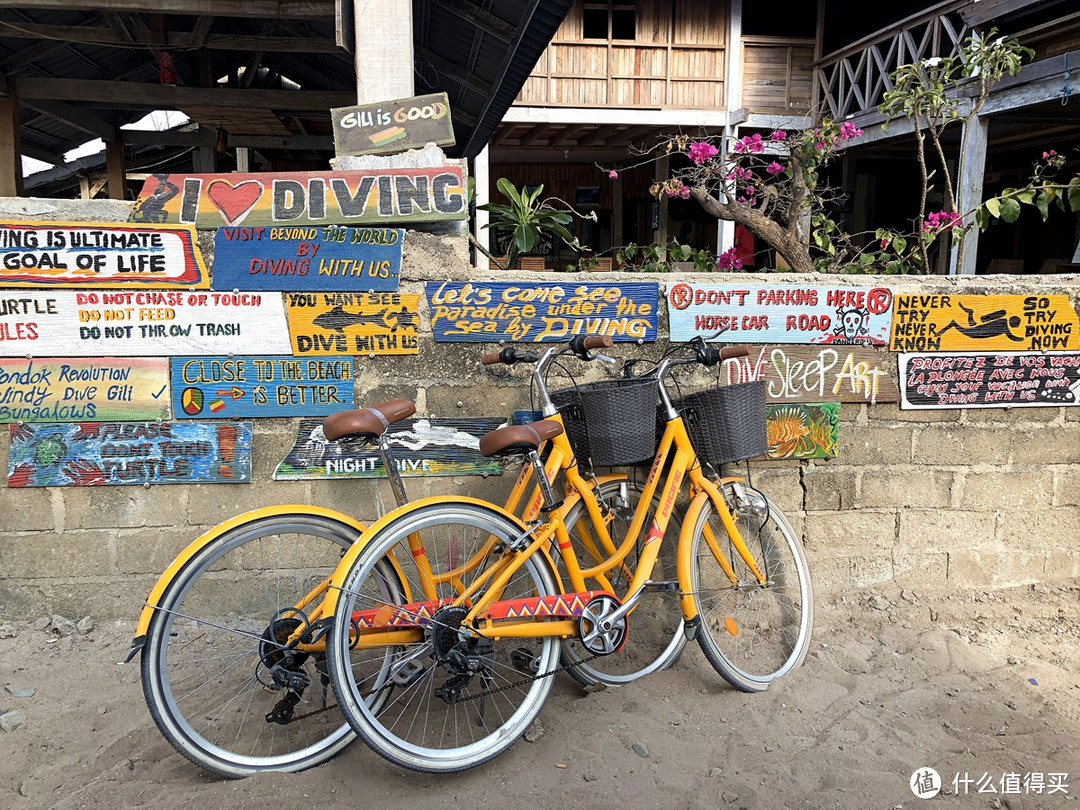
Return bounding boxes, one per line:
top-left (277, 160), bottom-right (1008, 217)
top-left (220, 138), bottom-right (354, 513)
top-left (0, 221), bottom-right (208, 288)
top-left (765, 402), bottom-right (840, 459)
top-left (171, 356), bottom-right (352, 418)
top-left (285, 291), bottom-right (419, 355)
top-left (0, 358), bottom-right (169, 423)
top-left (426, 281), bottom-right (658, 342)
top-left (717, 344), bottom-right (900, 404)
top-left (667, 283), bottom-right (893, 345)
top-left (890, 294), bottom-right (1080, 352)
top-left (0, 290), bottom-right (291, 356)
top-left (7, 421), bottom-right (252, 487)
top-left (332, 92), bottom-right (455, 157)
top-left (274, 416), bottom-right (505, 479)
top-left (899, 352), bottom-right (1080, 409)
top-left (211, 226), bottom-right (402, 292)
top-left (129, 168), bottom-right (467, 228)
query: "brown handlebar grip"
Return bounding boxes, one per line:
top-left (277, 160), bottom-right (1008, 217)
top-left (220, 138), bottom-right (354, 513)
top-left (718, 344), bottom-right (751, 360)
top-left (583, 335), bottom-right (614, 349)
top-left (480, 352), bottom-right (503, 365)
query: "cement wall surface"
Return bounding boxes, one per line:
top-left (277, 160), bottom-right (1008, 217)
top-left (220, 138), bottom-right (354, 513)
top-left (0, 199), bottom-right (1078, 619)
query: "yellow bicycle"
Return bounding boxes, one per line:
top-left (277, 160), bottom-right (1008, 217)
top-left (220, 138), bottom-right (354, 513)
top-left (322, 338), bottom-right (813, 772)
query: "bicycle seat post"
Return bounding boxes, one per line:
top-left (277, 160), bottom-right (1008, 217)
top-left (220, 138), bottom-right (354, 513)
top-left (375, 434), bottom-right (409, 508)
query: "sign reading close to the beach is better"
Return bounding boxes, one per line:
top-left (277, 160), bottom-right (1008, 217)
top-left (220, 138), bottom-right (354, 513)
top-left (0, 221), bottom-right (208, 288)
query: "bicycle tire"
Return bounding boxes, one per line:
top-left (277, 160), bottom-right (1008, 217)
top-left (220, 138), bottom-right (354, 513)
top-left (559, 479), bottom-right (687, 687)
top-left (326, 501), bottom-right (559, 773)
top-left (689, 487), bottom-right (813, 692)
top-left (140, 512), bottom-right (361, 777)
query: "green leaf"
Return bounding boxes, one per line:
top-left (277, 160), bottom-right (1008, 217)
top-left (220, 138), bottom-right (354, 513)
top-left (999, 197), bottom-right (1021, 223)
top-left (496, 178), bottom-right (523, 206)
top-left (893, 236), bottom-right (907, 253)
top-left (1068, 183), bottom-right (1080, 212)
top-left (975, 206), bottom-right (990, 230)
top-left (1035, 191), bottom-right (1050, 221)
top-left (985, 198), bottom-right (1001, 218)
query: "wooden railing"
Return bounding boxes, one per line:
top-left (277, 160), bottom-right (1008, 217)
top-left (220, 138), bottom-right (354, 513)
top-left (814, 0), bottom-right (972, 119)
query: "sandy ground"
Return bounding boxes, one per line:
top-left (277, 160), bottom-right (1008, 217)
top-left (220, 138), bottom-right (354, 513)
top-left (1, 581), bottom-right (1079, 810)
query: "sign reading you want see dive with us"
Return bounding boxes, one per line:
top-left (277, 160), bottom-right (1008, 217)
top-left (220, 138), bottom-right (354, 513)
top-left (212, 226), bottom-right (402, 292)
top-left (667, 283), bottom-right (893, 345)
top-left (0, 221), bottom-right (207, 288)
top-left (285, 292), bottom-right (419, 355)
top-left (332, 92), bottom-right (455, 157)
top-left (7, 421), bottom-right (251, 487)
top-left (171, 356), bottom-right (353, 418)
top-left (426, 281), bottom-right (658, 342)
top-left (130, 168), bottom-right (467, 229)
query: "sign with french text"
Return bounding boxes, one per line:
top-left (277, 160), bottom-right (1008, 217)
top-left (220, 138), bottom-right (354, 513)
top-left (211, 226), bottom-right (402, 292)
top-left (426, 281), bottom-right (658, 342)
top-left (0, 358), bottom-right (169, 423)
top-left (667, 283), bottom-right (893, 345)
top-left (285, 291), bottom-right (419, 355)
top-left (766, 402), bottom-right (840, 459)
top-left (0, 290), bottom-right (291, 356)
top-left (718, 344), bottom-right (900, 404)
top-left (274, 416), bottom-right (505, 479)
top-left (332, 92), bottom-right (455, 156)
top-left (171, 356), bottom-right (353, 418)
top-left (0, 221), bottom-right (208, 288)
top-left (7, 421), bottom-right (252, 487)
top-left (889, 294), bottom-right (1080, 352)
top-left (130, 168), bottom-right (467, 228)
top-left (899, 352), bottom-right (1080, 408)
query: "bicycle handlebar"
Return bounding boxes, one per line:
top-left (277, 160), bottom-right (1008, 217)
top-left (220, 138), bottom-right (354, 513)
top-left (480, 334), bottom-right (614, 367)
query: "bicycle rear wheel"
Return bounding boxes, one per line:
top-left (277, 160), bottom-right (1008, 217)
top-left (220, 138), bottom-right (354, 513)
top-left (140, 513), bottom-right (359, 777)
top-left (559, 479), bottom-right (686, 687)
top-left (689, 487), bottom-right (813, 692)
top-left (327, 502), bottom-right (559, 773)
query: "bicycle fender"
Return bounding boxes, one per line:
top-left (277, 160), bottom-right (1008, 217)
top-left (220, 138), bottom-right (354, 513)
top-left (677, 491), bottom-right (713, 623)
top-left (126, 505), bottom-right (367, 660)
top-left (323, 495), bottom-right (531, 619)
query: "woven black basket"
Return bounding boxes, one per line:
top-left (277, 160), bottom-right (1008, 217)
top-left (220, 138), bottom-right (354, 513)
top-left (551, 377), bottom-right (658, 465)
top-left (674, 379), bottom-right (767, 466)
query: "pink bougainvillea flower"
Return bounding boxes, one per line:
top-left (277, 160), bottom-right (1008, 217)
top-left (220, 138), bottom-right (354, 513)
top-left (766, 161), bottom-right (785, 175)
top-left (840, 121), bottom-right (863, 140)
top-left (679, 186), bottom-right (691, 199)
top-left (608, 169), bottom-right (619, 179)
top-left (923, 211), bottom-right (962, 232)
top-left (734, 167), bottom-right (752, 181)
top-left (687, 140), bottom-right (719, 165)
top-left (880, 237), bottom-right (889, 249)
top-left (733, 133), bottom-right (765, 154)
top-left (717, 247), bottom-right (743, 271)
top-left (769, 130), bottom-right (787, 141)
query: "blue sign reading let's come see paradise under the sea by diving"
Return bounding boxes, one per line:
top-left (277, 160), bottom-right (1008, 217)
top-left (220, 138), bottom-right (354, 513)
top-left (212, 226), bottom-right (403, 292)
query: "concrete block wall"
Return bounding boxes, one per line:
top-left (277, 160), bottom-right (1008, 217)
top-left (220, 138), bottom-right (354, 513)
top-left (0, 199), bottom-right (1078, 618)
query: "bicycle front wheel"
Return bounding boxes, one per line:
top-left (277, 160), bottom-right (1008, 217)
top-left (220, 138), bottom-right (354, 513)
top-left (141, 512), bottom-right (359, 777)
top-left (689, 488), bottom-right (813, 692)
top-left (327, 502), bottom-right (560, 773)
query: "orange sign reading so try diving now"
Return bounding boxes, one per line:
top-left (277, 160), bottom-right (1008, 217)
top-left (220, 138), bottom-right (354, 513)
top-left (890, 294), bottom-right (1080, 352)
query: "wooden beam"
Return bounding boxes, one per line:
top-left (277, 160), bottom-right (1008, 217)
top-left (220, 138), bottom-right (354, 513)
top-left (0, 93), bottom-right (23, 196)
top-left (429, 0), bottom-right (516, 43)
top-left (417, 46), bottom-right (492, 96)
top-left (105, 140), bottom-right (126, 200)
top-left (0, 1), bottom-right (334, 19)
top-left (20, 99), bottom-right (119, 142)
top-left (121, 128), bottom-right (333, 150)
top-left (13, 77), bottom-right (354, 110)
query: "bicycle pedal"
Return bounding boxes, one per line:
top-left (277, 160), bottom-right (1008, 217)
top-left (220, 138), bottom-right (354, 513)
top-left (644, 580), bottom-right (679, 593)
top-left (510, 646), bottom-right (540, 675)
top-left (390, 659), bottom-right (426, 688)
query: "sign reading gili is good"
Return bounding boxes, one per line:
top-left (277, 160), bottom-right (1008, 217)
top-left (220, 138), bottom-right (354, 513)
top-left (332, 92), bottom-right (455, 157)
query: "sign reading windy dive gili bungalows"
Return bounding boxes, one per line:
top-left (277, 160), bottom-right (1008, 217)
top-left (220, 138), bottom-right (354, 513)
top-left (0, 290), bottom-right (291, 356)
top-left (899, 351), bottom-right (1080, 408)
top-left (7, 420), bottom-right (252, 487)
top-left (172, 356), bottom-right (353, 418)
top-left (274, 416), bottom-right (505, 480)
top-left (426, 281), bottom-right (658, 342)
top-left (889, 293), bottom-right (1080, 352)
top-left (130, 168), bottom-right (467, 228)
top-left (212, 225), bottom-right (402, 292)
top-left (285, 292), bottom-right (419, 355)
top-left (667, 283), bottom-right (893, 345)
top-left (0, 221), bottom-right (207, 288)
top-left (0, 358), bottom-right (170, 423)
top-left (332, 92), bottom-right (455, 157)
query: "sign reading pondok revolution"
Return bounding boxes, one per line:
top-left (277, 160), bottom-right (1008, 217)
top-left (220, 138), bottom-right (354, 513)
top-left (0, 358), bottom-right (170, 423)
top-left (426, 281), bottom-right (658, 342)
top-left (332, 92), bottom-right (455, 157)
top-left (0, 221), bottom-right (207, 288)
top-left (7, 420), bottom-right (252, 487)
top-left (0, 290), bottom-right (291, 356)
top-left (667, 283), bottom-right (893, 345)
top-left (212, 225), bottom-right (402, 292)
top-left (171, 356), bottom-right (353, 418)
top-left (130, 168), bottom-right (467, 228)
top-left (899, 351), bottom-right (1080, 408)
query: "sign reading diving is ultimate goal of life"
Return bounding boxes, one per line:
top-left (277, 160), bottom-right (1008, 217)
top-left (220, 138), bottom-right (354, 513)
top-left (212, 226), bottom-right (402, 292)
top-left (426, 281), bottom-right (658, 342)
top-left (667, 283), bottom-right (893, 345)
top-left (0, 221), bottom-right (208, 288)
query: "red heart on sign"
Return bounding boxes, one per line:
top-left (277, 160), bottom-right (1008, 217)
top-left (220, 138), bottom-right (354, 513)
top-left (206, 179), bottom-right (264, 226)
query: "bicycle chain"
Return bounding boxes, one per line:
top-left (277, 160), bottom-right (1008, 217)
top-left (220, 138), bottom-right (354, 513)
top-left (449, 649), bottom-right (606, 704)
